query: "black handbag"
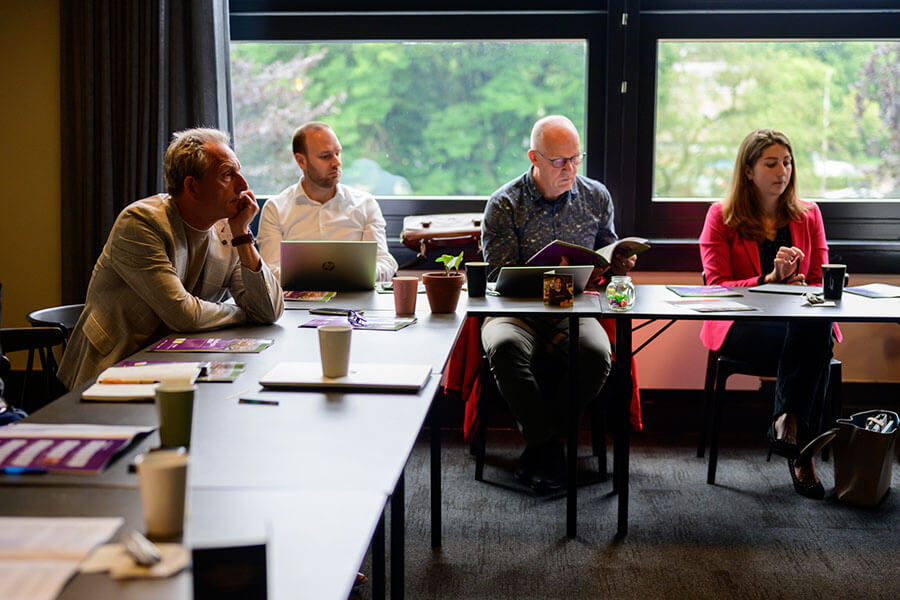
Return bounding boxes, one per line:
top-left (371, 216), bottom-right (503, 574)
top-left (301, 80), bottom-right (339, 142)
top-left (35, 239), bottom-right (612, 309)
top-left (801, 409), bottom-right (899, 507)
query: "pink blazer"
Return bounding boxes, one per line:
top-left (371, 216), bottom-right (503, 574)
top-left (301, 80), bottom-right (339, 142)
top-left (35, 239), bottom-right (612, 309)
top-left (698, 201), bottom-right (838, 351)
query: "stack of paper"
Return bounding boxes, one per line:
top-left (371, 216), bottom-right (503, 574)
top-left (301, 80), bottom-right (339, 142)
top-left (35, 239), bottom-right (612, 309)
top-left (0, 516), bottom-right (123, 600)
top-left (81, 363), bottom-right (202, 401)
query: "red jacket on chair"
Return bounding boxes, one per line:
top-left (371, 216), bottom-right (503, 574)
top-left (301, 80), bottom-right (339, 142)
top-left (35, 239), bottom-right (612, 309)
top-left (698, 200), bottom-right (839, 351)
top-left (444, 316), bottom-right (642, 444)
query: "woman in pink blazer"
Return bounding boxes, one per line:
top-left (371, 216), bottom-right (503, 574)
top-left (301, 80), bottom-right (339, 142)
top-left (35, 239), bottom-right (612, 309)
top-left (699, 129), bottom-right (834, 500)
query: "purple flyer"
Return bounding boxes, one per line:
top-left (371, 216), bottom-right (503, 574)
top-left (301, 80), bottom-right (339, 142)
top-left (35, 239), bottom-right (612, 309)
top-left (0, 437), bottom-right (130, 474)
top-left (149, 337), bottom-right (273, 353)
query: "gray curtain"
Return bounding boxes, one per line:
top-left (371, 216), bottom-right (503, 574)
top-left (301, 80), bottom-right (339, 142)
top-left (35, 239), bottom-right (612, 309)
top-left (60, 0), bottom-right (233, 303)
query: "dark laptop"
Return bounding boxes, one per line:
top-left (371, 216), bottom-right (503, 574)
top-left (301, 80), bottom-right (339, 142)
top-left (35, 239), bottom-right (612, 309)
top-left (494, 265), bottom-right (593, 298)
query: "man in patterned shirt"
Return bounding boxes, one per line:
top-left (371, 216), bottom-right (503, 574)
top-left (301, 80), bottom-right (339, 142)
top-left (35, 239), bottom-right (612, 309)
top-left (481, 115), bottom-right (637, 491)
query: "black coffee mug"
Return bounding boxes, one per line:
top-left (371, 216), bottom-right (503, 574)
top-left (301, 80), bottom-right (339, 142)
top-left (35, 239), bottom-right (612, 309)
top-left (822, 264), bottom-right (847, 300)
top-left (465, 262), bottom-right (488, 298)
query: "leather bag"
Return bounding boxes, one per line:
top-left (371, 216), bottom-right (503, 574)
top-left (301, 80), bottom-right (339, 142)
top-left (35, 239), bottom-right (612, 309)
top-left (801, 409), bottom-right (899, 507)
top-left (401, 213), bottom-right (484, 258)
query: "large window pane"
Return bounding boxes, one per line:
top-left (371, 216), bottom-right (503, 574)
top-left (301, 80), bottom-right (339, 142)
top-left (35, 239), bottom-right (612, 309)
top-left (654, 40), bottom-right (900, 203)
top-left (231, 41), bottom-right (587, 197)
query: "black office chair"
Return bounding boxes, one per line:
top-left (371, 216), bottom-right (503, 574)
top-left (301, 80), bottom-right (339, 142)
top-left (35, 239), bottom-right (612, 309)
top-left (697, 274), bottom-right (843, 484)
top-left (27, 303), bottom-right (83, 337)
top-left (0, 326), bottom-right (68, 413)
top-left (699, 350), bottom-right (842, 484)
top-left (27, 303), bottom-right (84, 370)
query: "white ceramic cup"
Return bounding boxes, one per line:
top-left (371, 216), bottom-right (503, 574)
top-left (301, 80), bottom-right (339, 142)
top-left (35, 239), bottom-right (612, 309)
top-left (135, 448), bottom-right (189, 540)
top-left (318, 324), bottom-right (352, 378)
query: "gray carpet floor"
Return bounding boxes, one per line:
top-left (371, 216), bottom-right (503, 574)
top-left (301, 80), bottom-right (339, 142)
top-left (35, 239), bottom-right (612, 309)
top-left (352, 429), bottom-right (900, 600)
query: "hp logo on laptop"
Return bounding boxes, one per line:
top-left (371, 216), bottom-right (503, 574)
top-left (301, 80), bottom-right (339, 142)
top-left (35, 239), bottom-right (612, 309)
top-left (321, 261), bottom-right (336, 271)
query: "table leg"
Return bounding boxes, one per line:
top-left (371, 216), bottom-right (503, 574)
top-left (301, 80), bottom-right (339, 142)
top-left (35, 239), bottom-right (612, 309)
top-left (391, 470), bottom-right (405, 599)
top-left (567, 316), bottom-right (580, 539)
top-left (373, 508), bottom-right (386, 600)
top-left (428, 402), bottom-right (441, 548)
top-left (614, 320), bottom-right (633, 537)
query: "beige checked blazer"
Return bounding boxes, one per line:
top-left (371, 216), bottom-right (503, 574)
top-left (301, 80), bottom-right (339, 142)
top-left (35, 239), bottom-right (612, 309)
top-left (59, 195), bottom-right (284, 389)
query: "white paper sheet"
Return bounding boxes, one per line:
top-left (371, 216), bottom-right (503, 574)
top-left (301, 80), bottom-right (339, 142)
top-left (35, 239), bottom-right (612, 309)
top-left (0, 517), bottom-right (123, 600)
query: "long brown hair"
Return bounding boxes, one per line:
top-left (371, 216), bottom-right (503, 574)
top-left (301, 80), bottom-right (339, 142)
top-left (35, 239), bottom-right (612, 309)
top-left (721, 129), bottom-right (809, 242)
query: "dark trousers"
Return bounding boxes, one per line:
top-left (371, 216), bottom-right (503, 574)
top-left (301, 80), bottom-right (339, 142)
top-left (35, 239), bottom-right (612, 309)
top-left (481, 316), bottom-right (612, 446)
top-left (719, 320), bottom-right (834, 442)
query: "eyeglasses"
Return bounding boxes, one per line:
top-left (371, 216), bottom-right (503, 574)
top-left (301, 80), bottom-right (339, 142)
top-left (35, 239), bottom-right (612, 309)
top-left (535, 150), bottom-right (585, 169)
top-left (347, 310), bottom-right (367, 327)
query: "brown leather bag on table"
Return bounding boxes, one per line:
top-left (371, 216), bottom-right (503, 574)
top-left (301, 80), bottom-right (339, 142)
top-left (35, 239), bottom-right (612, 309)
top-left (401, 213), bottom-right (484, 260)
top-left (801, 409), bottom-right (899, 507)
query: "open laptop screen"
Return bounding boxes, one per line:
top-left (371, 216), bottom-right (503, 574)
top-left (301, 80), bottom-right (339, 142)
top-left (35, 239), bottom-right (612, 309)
top-left (280, 240), bottom-right (377, 291)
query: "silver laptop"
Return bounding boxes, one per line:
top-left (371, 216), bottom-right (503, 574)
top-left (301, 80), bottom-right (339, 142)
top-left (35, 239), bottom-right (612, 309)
top-left (280, 240), bottom-right (377, 291)
top-left (259, 362), bottom-right (432, 392)
top-left (494, 265), bottom-right (594, 298)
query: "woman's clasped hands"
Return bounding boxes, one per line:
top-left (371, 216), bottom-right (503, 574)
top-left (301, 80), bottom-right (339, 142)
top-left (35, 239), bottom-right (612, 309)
top-left (770, 245), bottom-right (806, 285)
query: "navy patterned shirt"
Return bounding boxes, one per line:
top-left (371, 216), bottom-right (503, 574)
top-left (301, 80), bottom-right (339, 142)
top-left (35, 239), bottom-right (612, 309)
top-left (481, 169), bottom-right (618, 280)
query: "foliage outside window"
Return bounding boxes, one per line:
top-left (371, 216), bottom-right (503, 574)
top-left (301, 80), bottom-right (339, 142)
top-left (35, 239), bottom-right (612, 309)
top-left (654, 40), bottom-right (900, 203)
top-left (231, 41), bottom-right (587, 197)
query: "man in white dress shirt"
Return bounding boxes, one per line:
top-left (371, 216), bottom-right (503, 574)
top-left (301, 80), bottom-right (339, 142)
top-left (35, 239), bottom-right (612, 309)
top-left (257, 122), bottom-right (398, 282)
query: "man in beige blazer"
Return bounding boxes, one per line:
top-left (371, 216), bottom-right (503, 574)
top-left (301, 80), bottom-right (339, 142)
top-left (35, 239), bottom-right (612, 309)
top-left (59, 128), bottom-right (284, 390)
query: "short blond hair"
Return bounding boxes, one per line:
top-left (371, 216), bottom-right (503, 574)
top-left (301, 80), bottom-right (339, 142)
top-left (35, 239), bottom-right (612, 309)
top-left (164, 128), bottom-right (231, 195)
top-left (292, 121), bottom-right (332, 155)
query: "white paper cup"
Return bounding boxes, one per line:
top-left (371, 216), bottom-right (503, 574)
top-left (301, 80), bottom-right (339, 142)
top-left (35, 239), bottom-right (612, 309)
top-left (318, 324), bottom-right (352, 378)
top-left (135, 448), bottom-right (189, 540)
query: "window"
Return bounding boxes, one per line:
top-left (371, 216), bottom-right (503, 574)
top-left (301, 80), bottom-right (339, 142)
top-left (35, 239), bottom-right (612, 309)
top-left (230, 3), bottom-right (900, 272)
top-left (632, 3), bottom-right (900, 264)
top-left (654, 40), bottom-right (900, 204)
top-left (231, 41), bottom-right (587, 197)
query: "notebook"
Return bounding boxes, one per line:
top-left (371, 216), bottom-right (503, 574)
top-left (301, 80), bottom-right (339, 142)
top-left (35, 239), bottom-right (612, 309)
top-left (258, 362), bottom-right (432, 392)
top-left (748, 283), bottom-right (823, 295)
top-left (494, 265), bottom-right (593, 298)
top-left (280, 240), bottom-right (377, 291)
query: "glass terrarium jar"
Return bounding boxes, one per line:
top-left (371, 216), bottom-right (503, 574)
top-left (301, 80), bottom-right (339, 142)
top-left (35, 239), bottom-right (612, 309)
top-left (606, 275), bottom-right (635, 311)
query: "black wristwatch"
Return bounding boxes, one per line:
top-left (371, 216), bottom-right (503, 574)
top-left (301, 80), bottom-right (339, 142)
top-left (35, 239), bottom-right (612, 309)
top-left (231, 232), bottom-right (255, 247)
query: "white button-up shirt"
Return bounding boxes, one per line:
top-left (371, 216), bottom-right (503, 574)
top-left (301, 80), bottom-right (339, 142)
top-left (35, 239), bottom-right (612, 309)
top-left (258, 178), bottom-right (398, 282)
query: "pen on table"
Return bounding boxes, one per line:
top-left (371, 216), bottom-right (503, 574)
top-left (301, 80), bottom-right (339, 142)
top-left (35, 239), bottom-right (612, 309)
top-left (99, 379), bottom-right (157, 384)
top-left (2, 466), bottom-right (46, 475)
top-left (239, 398), bottom-right (279, 406)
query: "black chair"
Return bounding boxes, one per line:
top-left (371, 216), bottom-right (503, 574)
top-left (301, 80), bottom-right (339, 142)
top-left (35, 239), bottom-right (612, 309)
top-left (27, 303), bottom-right (83, 336)
top-left (0, 326), bottom-right (68, 412)
top-left (27, 303), bottom-right (84, 369)
top-left (698, 341), bottom-right (843, 485)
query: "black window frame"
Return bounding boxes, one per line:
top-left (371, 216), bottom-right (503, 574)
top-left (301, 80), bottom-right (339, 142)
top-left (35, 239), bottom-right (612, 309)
top-left (229, 3), bottom-right (610, 266)
top-left (630, 1), bottom-right (900, 272)
top-left (230, 1), bottom-right (900, 273)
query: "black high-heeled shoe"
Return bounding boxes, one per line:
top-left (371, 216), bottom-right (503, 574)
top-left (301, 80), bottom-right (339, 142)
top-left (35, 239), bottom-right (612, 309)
top-left (787, 457), bottom-right (825, 500)
top-left (767, 422), bottom-right (800, 460)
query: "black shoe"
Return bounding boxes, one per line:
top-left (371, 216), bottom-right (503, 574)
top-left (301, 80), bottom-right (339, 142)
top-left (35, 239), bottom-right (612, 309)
top-left (531, 441), bottom-right (566, 492)
top-left (788, 458), bottom-right (825, 500)
top-left (514, 445), bottom-right (540, 486)
top-left (767, 422), bottom-right (799, 460)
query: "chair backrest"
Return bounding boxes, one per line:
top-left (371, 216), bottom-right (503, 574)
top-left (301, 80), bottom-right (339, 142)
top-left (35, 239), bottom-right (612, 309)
top-left (27, 303), bottom-right (85, 337)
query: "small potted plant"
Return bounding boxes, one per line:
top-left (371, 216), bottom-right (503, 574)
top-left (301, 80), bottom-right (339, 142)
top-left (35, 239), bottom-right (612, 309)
top-left (422, 251), bottom-right (466, 313)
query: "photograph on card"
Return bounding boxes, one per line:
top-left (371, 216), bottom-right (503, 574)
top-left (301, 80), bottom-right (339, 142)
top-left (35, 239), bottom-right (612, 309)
top-left (543, 272), bottom-right (574, 307)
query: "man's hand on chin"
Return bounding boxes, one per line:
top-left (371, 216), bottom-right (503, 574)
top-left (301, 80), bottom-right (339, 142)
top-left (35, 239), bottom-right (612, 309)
top-left (229, 190), bottom-right (259, 236)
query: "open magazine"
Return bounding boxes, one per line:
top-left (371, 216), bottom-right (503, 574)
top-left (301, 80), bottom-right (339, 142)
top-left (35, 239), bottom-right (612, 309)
top-left (526, 237), bottom-right (649, 268)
